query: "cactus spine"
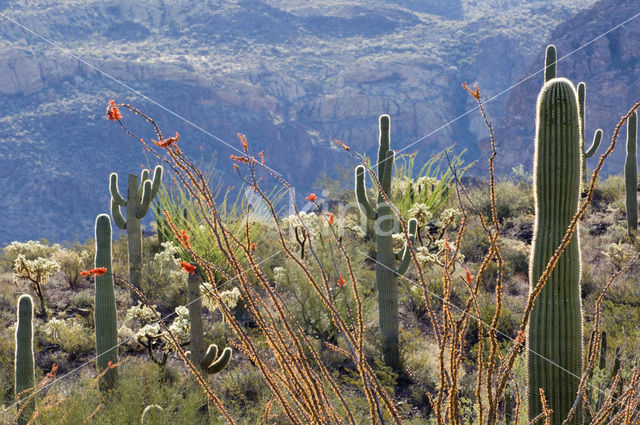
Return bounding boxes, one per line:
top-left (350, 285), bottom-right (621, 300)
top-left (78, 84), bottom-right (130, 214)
top-left (625, 111), bottom-right (638, 238)
top-left (354, 114), bottom-right (418, 369)
top-left (110, 166), bottom-right (162, 296)
top-left (94, 214), bottom-right (118, 391)
top-left (15, 294), bottom-right (35, 425)
top-left (528, 70), bottom-right (583, 424)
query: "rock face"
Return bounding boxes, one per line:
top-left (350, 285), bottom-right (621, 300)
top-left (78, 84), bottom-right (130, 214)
top-left (490, 0), bottom-right (640, 177)
top-left (0, 0), bottom-right (621, 243)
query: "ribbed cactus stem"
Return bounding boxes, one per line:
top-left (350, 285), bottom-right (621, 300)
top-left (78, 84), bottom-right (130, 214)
top-left (187, 265), bottom-right (205, 373)
top-left (544, 44), bottom-right (557, 82)
top-left (110, 165), bottom-right (162, 297)
top-left (354, 114), bottom-right (417, 370)
top-left (528, 77), bottom-right (583, 425)
top-left (15, 294), bottom-right (35, 425)
top-left (625, 111), bottom-right (637, 238)
top-left (94, 214), bottom-right (118, 391)
top-left (201, 344), bottom-right (232, 374)
top-left (577, 82), bottom-right (603, 181)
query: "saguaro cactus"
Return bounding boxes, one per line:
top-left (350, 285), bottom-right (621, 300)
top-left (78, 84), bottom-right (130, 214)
top-left (187, 265), bottom-right (232, 375)
top-left (110, 165), bottom-right (162, 296)
top-left (15, 294), bottom-right (35, 425)
top-left (354, 114), bottom-right (418, 369)
top-left (528, 75), bottom-right (583, 424)
top-left (94, 214), bottom-right (118, 391)
top-left (625, 111), bottom-right (638, 238)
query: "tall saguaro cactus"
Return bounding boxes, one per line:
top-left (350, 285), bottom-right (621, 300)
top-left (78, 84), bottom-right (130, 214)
top-left (625, 111), bottom-right (638, 238)
top-left (110, 165), bottom-right (162, 296)
top-left (15, 294), bottom-right (35, 425)
top-left (95, 214), bottom-right (118, 391)
top-left (355, 114), bottom-right (418, 369)
top-left (528, 75), bottom-right (583, 424)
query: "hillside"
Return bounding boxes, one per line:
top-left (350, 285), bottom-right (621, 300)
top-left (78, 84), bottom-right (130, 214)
top-left (0, 0), bottom-right (620, 243)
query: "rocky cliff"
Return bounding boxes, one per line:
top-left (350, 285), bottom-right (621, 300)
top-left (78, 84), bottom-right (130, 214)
top-left (489, 0), bottom-right (640, 177)
top-left (0, 0), bottom-right (616, 243)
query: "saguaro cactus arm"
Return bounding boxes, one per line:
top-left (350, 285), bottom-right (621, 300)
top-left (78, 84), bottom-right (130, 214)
top-left (201, 344), bottom-right (232, 374)
top-left (109, 173), bottom-right (127, 206)
top-left (544, 44), bottom-right (557, 83)
top-left (396, 218), bottom-right (418, 275)
top-left (355, 166), bottom-right (378, 220)
top-left (577, 82), bottom-right (603, 158)
top-left (136, 166), bottom-right (162, 218)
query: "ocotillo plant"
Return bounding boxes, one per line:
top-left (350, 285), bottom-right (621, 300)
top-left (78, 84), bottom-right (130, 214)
top-left (94, 214), bottom-right (118, 391)
top-left (15, 294), bottom-right (35, 425)
top-left (110, 165), bottom-right (162, 296)
top-left (528, 75), bottom-right (583, 424)
top-left (354, 114), bottom-right (418, 369)
top-left (625, 111), bottom-right (638, 238)
top-left (544, 45), bottom-right (602, 183)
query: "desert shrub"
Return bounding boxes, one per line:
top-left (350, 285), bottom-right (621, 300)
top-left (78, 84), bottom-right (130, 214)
top-left (139, 242), bottom-right (188, 311)
top-left (51, 246), bottom-right (93, 289)
top-left (33, 358), bottom-right (216, 424)
top-left (2, 240), bottom-right (61, 269)
top-left (459, 226), bottom-right (490, 262)
top-left (473, 180), bottom-right (533, 223)
top-left (40, 317), bottom-right (94, 355)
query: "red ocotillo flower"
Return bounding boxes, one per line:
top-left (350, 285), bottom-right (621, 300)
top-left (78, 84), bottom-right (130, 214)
top-left (106, 100), bottom-right (122, 121)
top-left (80, 267), bottom-right (108, 277)
top-left (306, 193), bottom-right (317, 202)
top-left (180, 261), bottom-right (197, 274)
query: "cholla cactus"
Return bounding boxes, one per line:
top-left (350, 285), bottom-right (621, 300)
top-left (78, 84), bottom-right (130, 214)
top-left (13, 255), bottom-right (60, 320)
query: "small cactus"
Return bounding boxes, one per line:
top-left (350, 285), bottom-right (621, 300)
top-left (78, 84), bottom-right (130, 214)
top-left (187, 266), bottom-right (232, 375)
top-left (94, 214), bottom-right (118, 391)
top-left (201, 344), bottom-right (232, 374)
top-left (141, 404), bottom-right (163, 424)
top-left (577, 82), bottom-right (603, 182)
top-left (15, 294), bottom-right (35, 425)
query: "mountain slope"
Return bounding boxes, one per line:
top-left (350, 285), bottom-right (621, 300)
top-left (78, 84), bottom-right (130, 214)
top-left (0, 0), bottom-right (608, 243)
